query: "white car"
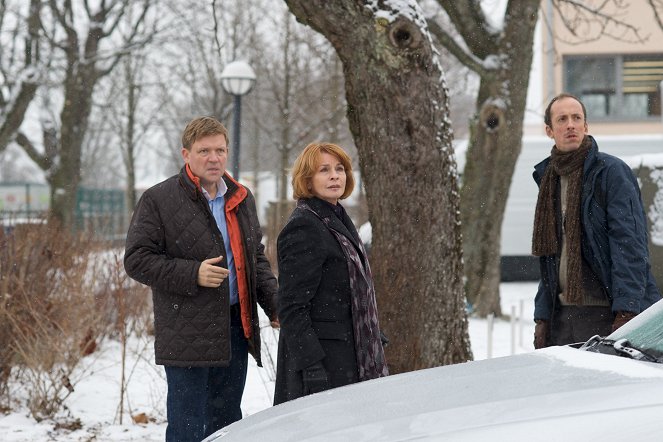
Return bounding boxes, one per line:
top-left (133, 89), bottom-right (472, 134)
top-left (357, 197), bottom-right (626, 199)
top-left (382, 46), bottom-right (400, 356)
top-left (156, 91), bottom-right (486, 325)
top-left (204, 300), bottom-right (663, 441)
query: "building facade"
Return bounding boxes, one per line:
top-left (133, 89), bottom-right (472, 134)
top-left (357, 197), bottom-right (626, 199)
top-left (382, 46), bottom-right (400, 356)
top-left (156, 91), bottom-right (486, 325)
top-left (540, 0), bottom-right (663, 135)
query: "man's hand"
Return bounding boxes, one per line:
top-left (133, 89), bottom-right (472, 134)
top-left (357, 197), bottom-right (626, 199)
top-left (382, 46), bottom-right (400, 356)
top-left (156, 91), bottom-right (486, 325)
top-left (197, 256), bottom-right (230, 288)
top-left (612, 311), bottom-right (637, 332)
top-left (534, 319), bottom-right (549, 349)
top-left (270, 318), bottom-right (280, 329)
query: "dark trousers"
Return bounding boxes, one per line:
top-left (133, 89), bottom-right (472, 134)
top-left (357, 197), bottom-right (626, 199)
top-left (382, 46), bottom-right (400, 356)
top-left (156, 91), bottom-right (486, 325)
top-left (550, 305), bottom-right (613, 346)
top-left (164, 323), bottom-right (248, 442)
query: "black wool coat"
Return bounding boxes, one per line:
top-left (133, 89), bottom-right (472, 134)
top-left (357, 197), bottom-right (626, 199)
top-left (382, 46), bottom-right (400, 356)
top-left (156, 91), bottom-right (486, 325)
top-left (124, 168), bottom-right (277, 367)
top-left (273, 197), bottom-right (362, 405)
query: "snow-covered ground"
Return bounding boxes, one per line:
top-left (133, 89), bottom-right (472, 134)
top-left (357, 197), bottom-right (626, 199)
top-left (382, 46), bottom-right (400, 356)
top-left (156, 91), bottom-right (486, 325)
top-left (0, 282), bottom-right (537, 441)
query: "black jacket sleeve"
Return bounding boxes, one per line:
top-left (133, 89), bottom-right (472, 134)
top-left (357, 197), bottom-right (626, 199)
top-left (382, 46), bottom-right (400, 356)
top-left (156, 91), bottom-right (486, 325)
top-left (277, 213), bottom-right (327, 371)
top-left (124, 191), bottom-right (201, 297)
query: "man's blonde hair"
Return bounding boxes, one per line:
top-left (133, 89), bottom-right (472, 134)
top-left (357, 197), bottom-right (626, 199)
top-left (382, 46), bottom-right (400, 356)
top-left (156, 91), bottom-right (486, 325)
top-left (181, 116), bottom-right (228, 150)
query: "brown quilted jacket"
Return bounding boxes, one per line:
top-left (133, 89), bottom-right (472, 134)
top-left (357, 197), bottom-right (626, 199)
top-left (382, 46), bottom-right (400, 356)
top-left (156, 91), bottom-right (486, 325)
top-left (124, 167), bottom-right (277, 367)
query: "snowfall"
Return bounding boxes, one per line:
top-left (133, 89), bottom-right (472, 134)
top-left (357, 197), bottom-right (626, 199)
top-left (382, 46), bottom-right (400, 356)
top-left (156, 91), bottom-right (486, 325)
top-left (2, 151), bottom-right (662, 441)
top-left (1, 282), bottom-right (540, 441)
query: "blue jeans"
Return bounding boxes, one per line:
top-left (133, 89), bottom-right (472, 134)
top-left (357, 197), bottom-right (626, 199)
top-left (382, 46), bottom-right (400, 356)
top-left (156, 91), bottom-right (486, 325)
top-left (164, 324), bottom-right (248, 442)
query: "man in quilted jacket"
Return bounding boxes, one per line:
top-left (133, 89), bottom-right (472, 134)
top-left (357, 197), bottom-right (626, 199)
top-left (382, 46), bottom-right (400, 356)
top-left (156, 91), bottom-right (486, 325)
top-left (124, 116), bottom-right (278, 442)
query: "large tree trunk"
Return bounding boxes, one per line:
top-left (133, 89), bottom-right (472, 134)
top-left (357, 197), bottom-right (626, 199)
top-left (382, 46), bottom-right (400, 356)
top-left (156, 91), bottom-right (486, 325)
top-left (285, 0), bottom-right (472, 372)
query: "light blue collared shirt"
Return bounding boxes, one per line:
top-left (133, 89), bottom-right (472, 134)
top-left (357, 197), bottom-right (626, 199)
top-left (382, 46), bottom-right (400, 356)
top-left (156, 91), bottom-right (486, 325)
top-left (202, 180), bottom-right (239, 305)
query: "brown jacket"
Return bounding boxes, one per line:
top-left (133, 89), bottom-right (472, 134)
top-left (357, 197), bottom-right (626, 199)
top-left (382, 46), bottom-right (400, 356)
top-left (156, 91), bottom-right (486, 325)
top-left (124, 167), bottom-right (277, 367)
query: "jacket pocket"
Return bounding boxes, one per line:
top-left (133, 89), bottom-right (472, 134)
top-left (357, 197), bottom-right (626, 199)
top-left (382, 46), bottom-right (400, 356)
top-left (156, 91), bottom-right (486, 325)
top-left (312, 320), bottom-right (352, 342)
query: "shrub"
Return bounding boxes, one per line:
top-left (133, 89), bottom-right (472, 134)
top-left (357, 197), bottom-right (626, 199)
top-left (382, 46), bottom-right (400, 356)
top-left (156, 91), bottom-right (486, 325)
top-left (0, 223), bottom-right (127, 420)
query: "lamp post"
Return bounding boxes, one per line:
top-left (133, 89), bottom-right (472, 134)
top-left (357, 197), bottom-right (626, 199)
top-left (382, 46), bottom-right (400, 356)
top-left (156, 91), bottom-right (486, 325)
top-left (220, 60), bottom-right (256, 180)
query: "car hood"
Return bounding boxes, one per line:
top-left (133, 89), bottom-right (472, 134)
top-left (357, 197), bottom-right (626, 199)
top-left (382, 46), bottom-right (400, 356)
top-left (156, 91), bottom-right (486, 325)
top-left (207, 347), bottom-right (663, 441)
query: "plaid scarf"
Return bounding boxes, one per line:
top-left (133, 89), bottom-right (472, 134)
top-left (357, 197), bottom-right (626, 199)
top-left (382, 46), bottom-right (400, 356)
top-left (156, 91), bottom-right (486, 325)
top-left (532, 136), bottom-right (592, 304)
top-left (298, 200), bottom-right (389, 381)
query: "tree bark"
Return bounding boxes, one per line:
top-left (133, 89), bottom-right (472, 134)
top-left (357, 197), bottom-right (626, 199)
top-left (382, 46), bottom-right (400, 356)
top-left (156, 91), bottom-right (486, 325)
top-left (284, 0), bottom-right (472, 372)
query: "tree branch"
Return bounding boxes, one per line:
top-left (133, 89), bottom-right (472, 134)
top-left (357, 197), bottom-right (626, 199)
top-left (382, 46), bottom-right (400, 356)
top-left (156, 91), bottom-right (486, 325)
top-left (211, 0), bottom-right (225, 57)
top-left (98, 1), bottom-right (130, 39)
top-left (648, 0), bottom-right (663, 29)
top-left (94, 1), bottom-right (154, 79)
top-left (434, 0), bottom-right (499, 57)
top-left (48, 0), bottom-right (76, 40)
top-left (553, 0), bottom-right (648, 44)
top-left (0, 0), bottom-right (43, 153)
top-left (426, 19), bottom-right (489, 77)
top-left (0, 77), bottom-right (38, 152)
top-left (14, 131), bottom-right (51, 171)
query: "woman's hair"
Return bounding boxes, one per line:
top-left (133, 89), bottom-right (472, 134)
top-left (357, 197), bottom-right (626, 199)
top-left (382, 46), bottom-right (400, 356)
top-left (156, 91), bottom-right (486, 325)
top-left (291, 142), bottom-right (355, 200)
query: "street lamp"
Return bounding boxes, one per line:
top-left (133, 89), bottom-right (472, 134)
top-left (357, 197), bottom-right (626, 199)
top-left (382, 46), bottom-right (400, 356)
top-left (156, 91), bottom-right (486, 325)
top-left (220, 60), bottom-right (256, 180)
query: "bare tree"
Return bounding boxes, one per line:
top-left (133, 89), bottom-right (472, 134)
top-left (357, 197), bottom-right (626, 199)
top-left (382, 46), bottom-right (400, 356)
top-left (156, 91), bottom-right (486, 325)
top-left (284, 0), bottom-right (473, 373)
top-left (14, 0), bottom-right (155, 227)
top-left (150, 0), bottom-right (353, 226)
top-left (244, 7), bottom-right (352, 258)
top-left (145, 0), bottom-right (262, 176)
top-left (79, 108), bottom-right (119, 189)
top-left (91, 49), bottom-right (165, 213)
top-left (118, 56), bottom-right (148, 212)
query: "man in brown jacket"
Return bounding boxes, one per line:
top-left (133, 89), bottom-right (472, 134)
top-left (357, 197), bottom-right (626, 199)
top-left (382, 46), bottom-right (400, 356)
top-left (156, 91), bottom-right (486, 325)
top-left (124, 116), bottom-right (278, 442)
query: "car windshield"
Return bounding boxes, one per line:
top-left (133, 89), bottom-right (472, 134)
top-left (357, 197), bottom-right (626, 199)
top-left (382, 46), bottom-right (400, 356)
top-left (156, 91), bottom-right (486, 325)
top-left (605, 299), bottom-right (663, 358)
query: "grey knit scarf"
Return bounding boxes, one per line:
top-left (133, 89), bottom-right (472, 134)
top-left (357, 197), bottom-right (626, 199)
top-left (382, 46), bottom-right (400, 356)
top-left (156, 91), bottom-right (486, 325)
top-left (532, 136), bottom-right (592, 304)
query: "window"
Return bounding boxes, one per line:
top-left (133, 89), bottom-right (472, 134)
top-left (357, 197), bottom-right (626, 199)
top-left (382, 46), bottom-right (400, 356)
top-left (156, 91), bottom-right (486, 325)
top-left (564, 54), bottom-right (663, 120)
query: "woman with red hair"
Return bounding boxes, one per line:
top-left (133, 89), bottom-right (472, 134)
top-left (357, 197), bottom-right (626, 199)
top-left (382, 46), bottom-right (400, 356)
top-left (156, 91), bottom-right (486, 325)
top-left (273, 142), bottom-right (389, 405)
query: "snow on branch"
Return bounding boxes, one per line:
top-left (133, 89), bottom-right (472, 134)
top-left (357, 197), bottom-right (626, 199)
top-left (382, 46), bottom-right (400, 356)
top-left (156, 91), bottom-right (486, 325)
top-left (364, 0), bottom-right (428, 31)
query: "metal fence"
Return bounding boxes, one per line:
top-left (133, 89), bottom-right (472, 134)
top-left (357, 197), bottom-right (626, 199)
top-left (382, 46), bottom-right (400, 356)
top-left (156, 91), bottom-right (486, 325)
top-left (0, 183), bottom-right (127, 241)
